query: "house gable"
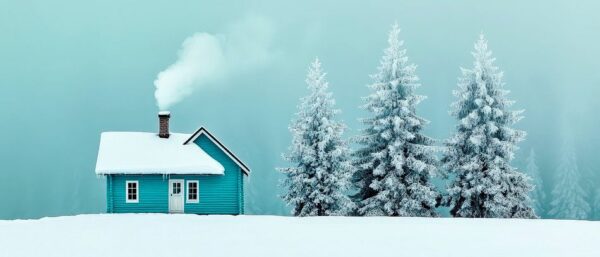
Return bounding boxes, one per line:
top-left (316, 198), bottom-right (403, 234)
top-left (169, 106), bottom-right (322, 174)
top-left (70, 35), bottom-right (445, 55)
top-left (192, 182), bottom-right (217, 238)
top-left (185, 127), bottom-right (250, 175)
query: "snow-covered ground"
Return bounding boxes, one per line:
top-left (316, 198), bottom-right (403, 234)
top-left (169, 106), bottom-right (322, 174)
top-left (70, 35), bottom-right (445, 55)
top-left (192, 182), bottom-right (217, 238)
top-left (0, 214), bottom-right (598, 257)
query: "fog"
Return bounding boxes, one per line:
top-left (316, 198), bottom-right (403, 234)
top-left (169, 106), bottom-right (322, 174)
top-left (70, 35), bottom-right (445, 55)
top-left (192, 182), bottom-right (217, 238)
top-left (1, 0), bottom-right (599, 219)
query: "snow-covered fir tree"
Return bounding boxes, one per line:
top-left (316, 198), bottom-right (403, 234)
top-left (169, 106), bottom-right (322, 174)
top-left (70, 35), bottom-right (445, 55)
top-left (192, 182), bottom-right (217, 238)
top-left (549, 144), bottom-right (590, 220)
top-left (442, 34), bottom-right (536, 218)
top-left (351, 24), bottom-right (440, 217)
top-left (525, 148), bottom-right (546, 217)
top-left (279, 58), bottom-right (354, 216)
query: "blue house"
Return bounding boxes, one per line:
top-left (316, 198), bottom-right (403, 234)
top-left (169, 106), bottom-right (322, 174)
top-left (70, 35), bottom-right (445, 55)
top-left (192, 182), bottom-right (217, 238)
top-left (94, 112), bottom-right (250, 214)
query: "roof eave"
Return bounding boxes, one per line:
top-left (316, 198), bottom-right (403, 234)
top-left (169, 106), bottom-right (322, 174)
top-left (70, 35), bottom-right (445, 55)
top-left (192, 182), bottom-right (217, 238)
top-left (95, 171), bottom-right (226, 176)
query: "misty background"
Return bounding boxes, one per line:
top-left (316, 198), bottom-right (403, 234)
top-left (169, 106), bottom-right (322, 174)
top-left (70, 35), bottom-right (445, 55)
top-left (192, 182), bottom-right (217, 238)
top-left (1, 0), bottom-right (599, 219)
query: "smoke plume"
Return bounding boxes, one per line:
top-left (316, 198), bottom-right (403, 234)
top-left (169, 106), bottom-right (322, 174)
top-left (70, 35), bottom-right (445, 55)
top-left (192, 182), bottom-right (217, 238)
top-left (154, 15), bottom-right (275, 110)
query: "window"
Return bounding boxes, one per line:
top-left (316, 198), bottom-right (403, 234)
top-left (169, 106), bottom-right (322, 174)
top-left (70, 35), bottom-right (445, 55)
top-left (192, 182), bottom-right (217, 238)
top-left (172, 182), bottom-right (181, 194)
top-left (126, 181), bottom-right (139, 203)
top-left (187, 181), bottom-right (199, 203)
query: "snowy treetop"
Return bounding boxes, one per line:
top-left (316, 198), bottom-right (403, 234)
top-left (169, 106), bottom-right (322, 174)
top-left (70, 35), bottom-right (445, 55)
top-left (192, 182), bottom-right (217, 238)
top-left (280, 58), bottom-right (353, 216)
top-left (352, 24), bottom-right (440, 217)
top-left (443, 34), bottom-right (534, 218)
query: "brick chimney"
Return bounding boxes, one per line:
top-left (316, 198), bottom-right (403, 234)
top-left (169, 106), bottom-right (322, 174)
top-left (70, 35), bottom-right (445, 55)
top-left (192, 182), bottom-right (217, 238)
top-left (158, 111), bottom-right (170, 138)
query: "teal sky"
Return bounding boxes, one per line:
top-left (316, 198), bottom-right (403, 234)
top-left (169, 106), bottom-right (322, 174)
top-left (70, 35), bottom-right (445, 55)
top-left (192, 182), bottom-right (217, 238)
top-left (1, 0), bottom-right (599, 219)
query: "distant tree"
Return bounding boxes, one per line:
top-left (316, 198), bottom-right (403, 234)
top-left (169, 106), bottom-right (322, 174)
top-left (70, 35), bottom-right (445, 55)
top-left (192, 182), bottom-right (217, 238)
top-left (442, 34), bottom-right (536, 218)
top-left (351, 24), bottom-right (440, 217)
top-left (248, 165), bottom-right (288, 215)
top-left (593, 188), bottom-right (600, 221)
top-left (279, 58), bottom-right (354, 216)
top-left (549, 144), bottom-right (590, 220)
top-left (246, 179), bottom-right (267, 214)
top-left (525, 148), bottom-right (546, 217)
top-left (581, 167), bottom-right (596, 210)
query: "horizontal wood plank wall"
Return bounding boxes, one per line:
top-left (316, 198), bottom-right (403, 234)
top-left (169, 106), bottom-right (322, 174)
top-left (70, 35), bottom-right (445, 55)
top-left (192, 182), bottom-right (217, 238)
top-left (111, 175), bottom-right (169, 213)
top-left (106, 175), bottom-right (113, 213)
top-left (108, 134), bottom-right (243, 214)
top-left (238, 169), bottom-right (244, 214)
top-left (184, 134), bottom-right (241, 214)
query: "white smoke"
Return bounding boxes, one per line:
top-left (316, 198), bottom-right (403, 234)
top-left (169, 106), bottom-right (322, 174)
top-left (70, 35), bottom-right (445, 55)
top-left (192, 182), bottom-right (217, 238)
top-left (154, 15), bottom-right (275, 111)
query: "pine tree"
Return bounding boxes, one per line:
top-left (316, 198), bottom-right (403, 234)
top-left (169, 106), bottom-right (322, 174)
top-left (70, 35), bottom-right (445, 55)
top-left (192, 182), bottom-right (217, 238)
top-left (351, 24), bottom-right (440, 217)
top-left (442, 34), bottom-right (536, 218)
top-left (549, 144), bottom-right (590, 220)
top-left (279, 58), bottom-right (354, 216)
top-left (525, 148), bottom-right (546, 217)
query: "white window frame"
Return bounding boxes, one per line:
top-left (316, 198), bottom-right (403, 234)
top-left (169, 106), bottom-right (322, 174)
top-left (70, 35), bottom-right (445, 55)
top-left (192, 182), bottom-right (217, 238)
top-left (125, 180), bottom-right (139, 203)
top-left (186, 180), bottom-right (199, 203)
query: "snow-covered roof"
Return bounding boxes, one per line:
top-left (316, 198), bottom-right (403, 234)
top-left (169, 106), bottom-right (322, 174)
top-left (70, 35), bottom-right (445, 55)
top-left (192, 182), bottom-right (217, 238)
top-left (95, 132), bottom-right (225, 175)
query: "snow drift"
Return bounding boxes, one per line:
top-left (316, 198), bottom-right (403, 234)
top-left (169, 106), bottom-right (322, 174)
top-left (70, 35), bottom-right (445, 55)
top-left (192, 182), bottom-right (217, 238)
top-left (0, 214), bottom-right (598, 257)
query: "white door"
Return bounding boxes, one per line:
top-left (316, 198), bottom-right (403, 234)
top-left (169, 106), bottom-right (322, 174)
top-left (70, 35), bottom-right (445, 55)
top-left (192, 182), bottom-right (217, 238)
top-left (168, 179), bottom-right (184, 213)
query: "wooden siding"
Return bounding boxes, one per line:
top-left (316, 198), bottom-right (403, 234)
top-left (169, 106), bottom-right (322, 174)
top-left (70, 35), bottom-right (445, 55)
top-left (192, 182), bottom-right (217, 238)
top-left (239, 170), bottom-right (244, 214)
top-left (110, 174), bottom-right (168, 213)
top-left (185, 134), bottom-right (243, 214)
top-left (106, 133), bottom-right (244, 214)
top-left (106, 175), bottom-right (114, 213)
